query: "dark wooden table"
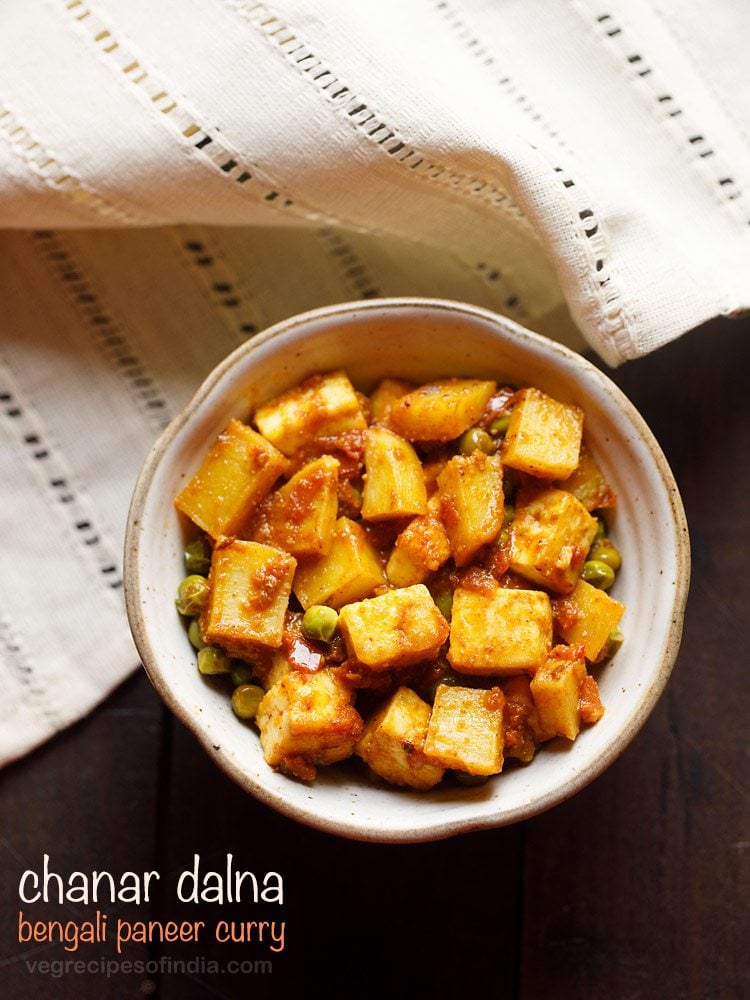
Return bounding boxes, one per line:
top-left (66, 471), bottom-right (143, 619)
top-left (2, 315), bottom-right (748, 999)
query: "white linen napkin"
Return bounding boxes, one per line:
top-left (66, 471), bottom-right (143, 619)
top-left (1, 0), bottom-right (748, 764)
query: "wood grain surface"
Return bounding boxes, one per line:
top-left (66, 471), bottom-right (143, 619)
top-left (1, 315), bottom-right (748, 999)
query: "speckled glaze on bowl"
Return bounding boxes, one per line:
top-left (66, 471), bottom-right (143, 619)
top-left (124, 298), bottom-right (689, 843)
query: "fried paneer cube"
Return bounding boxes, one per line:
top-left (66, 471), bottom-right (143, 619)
top-left (254, 370), bottom-right (366, 457)
top-left (251, 455), bottom-right (339, 557)
top-left (361, 427), bottom-right (427, 521)
top-left (368, 378), bottom-right (415, 423)
top-left (389, 378), bottom-right (496, 442)
top-left (256, 669), bottom-right (364, 781)
top-left (557, 441), bottom-right (617, 512)
top-left (356, 686), bottom-right (444, 789)
top-left (338, 584), bottom-right (449, 670)
top-left (530, 644), bottom-right (592, 741)
top-left (448, 581), bottom-right (552, 675)
top-left (292, 516), bottom-right (386, 610)
top-left (424, 685), bottom-right (505, 775)
top-left (552, 578), bottom-right (625, 662)
top-left (437, 451), bottom-right (504, 567)
top-left (509, 487), bottom-right (598, 594)
top-left (201, 540), bottom-right (296, 656)
top-left (252, 650), bottom-right (291, 691)
top-left (503, 388), bottom-right (584, 479)
top-left (385, 496), bottom-right (451, 587)
top-left (174, 419), bottom-right (288, 539)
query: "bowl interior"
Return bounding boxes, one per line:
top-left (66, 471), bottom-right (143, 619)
top-left (125, 299), bottom-right (689, 842)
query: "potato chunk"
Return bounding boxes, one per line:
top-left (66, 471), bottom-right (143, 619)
top-left (509, 487), bottom-right (598, 594)
top-left (251, 455), bottom-right (339, 557)
top-left (368, 378), bottom-right (415, 423)
top-left (338, 584), bottom-right (449, 670)
top-left (254, 371), bottom-right (366, 456)
top-left (174, 419), bottom-right (288, 539)
top-left (424, 685), bottom-right (504, 775)
top-left (361, 427), bottom-right (427, 521)
top-left (292, 516), bottom-right (386, 610)
top-left (201, 540), bottom-right (296, 656)
top-left (389, 378), bottom-right (496, 442)
top-left (448, 581), bottom-right (552, 675)
top-left (552, 578), bottom-right (625, 662)
top-left (256, 669), bottom-right (363, 781)
top-left (503, 388), bottom-right (583, 479)
top-left (385, 498), bottom-right (451, 587)
top-left (530, 645), bottom-right (588, 741)
top-left (557, 441), bottom-right (617, 512)
top-left (437, 451), bottom-right (504, 567)
top-left (356, 686), bottom-right (444, 789)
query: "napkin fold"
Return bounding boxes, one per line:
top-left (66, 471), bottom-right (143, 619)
top-left (1, 0), bottom-right (748, 764)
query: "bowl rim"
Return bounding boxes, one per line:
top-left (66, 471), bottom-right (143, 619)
top-left (124, 296), bottom-right (690, 842)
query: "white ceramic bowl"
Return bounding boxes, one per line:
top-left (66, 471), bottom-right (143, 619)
top-left (124, 298), bottom-right (689, 842)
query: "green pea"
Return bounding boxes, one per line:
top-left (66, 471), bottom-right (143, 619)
top-left (593, 515), bottom-right (607, 542)
top-left (588, 539), bottom-right (622, 571)
top-left (188, 619), bottom-right (206, 650)
top-left (197, 645), bottom-right (231, 675)
top-left (434, 590), bottom-right (453, 621)
top-left (454, 771), bottom-right (489, 787)
top-left (503, 503), bottom-right (515, 525)
top-left (184, 537), bottom-right (211, 576)
top-left (580, 560), bottom-right (616, 590)
top-left (604, 628), bottom-right (624, 659)
top-left (230, 663), bottom-right (254, 687)
top-left (231, 684), bottom-right (265, 720)
top-left (176, 575), bottom-right (210, 616)
top-left (302, 605), bottom-right (339, 643)
top-left (489, 413), bottom-right (511, 437)
top-left (458, 427), bottom-right (496, 455)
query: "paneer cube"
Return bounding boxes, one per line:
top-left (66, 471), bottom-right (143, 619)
top-left (338, 584), bottom-right (449, 670)
top-left (256, 669), bottom-right (363, 781)
top-left (503, 388), bottom-right (584, 479)
top-left (356, 686), bottom-right (444, 789)
top-left (292, 516), bottom-right (386, 610)
top-left (389, 378), bottom-right (496, 442)
top-left (174, 419), bottom-right (288, 539)
top-left (448, 581), bottom-right (552, 675)
top-left (254, 370), bottom-right (366, 456)
top-left (251, 455), bottom-right (339, 557)
top-left (368, 377), bottom-right (415, 423)
top-left (437, 451), bottom-right (504, 567)
top-left (509, 487), bottom-right (599, 594)
top-left (556, 441), bottom-right (617, 511)
top-left (361, 427), bottom-right (427, 521)
top-left (530, 645), bottom-right (587, 741)
top-left (252, 650), bottom-right (291, 691)
top-left (552, 578), bottom-right (625, 662)
top-left (385, 497), bottom-right (451, 587)
top-left (201, 540), bottom-right (296, 656)
top-left (424, 685), bottom-right (505, 775)
top-left (501, 675), bottom-right (541, 763)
